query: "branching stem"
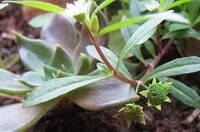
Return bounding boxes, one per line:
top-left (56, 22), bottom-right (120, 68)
top-left (141, 38), bottom-right (175, 81)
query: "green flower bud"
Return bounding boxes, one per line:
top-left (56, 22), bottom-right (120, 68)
top-left (90, 15), bottom-right (99, 34)
top-left (147, 84), bottom-right (167, 105)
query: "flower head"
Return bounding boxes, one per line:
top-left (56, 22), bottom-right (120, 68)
top-left (63, 0), bottom-right (91, 21)
top-left (145, 0), bottom-right (160, 12)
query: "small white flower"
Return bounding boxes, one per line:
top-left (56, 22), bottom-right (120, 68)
top-left (145, 0), bottom-right (160, 12)
top-left (63, 0), bottom-right (90, 17)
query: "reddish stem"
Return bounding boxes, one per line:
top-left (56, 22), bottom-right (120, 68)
top-left (89, 33), bottom-right (138, 86)
top-left (141, 38), bottom-right (174, 81)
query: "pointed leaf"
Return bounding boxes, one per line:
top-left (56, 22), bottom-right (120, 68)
top-left (67, 78), bottom-right (139, 111)
top-left (3, 1), bottom-right (65, 12)
top-left (24, 75), bottom-right (109, 107)
top-left (160, 78), bottom-right (200, 109)
top-left (98, 17), bottom-right (148, 37)
top-left (145, 56), bottom-right (200, 81)
top-left (164, 0), bottom-right (199, 11)
top-left (117, 18), bottom-right (163, 68)
top-left (50, 45), bottom-right (74, 74)
top-left (0, 69), bottom-right (30, 95)
top-left (86, 45), bottom-right (132, 79)
top-left (15, 32), bottom-right (53, 74)
top-left (144, 40), bottom-right (156, 58)
top-left (0, 101), bottom-right (57, 131)
top-left (75, 54), bottom-right (90, 75)
top-left (92, 0), bottom-right (116, 17)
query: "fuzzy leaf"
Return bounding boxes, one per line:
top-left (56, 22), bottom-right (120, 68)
top-left (3, 1), bottom-right (65, 12)
top-left (23, 75), bottom-right (109, 107)
top-left (145, 56), bottom-right (200, 81)
top-left (117, 18), bottom-right (163, 68)
top-left (0, 101), bottom-right (57, 131)
top-left (86, 45), bottom-right (132, 79)
top-left (0, 69), bottom-right (31, 95)
top-left (15, 32), bottom-right (53, 74)
top-left (41, 14), bottom-right (77, 55)
top-left (160, 78), bottom-right (200, 109)
top-left (17, 72), bottom-right (46, 87)
top-left (67, 78), bottom-right (139, 111)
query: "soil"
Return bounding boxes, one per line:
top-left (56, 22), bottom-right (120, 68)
top-left (0, 3), bottom-right (199, 132)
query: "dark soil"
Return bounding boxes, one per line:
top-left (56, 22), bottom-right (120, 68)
top-left (0, 3), bottom-right (199, 132)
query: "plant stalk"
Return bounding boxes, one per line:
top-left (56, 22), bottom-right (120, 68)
top-left (141, 38), bottom-right (175, 82)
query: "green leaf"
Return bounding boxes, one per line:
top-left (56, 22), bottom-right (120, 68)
top-left (23, 75), bottom-right (109, 107)
top-left (132, 45), bottom-right (148, 66)
top-left (162, 28), bottom-right (196, 39)
top-left (187, 1), bottom-right (200, 22)
top-left (28, 13), bottom-right (55, 28)
top-left (43, 64), bottom-right (71, 80)
top-left (0, 69), bottom-right (31, 95)
top-left (0, 3), bottom-right (8, 10)
top-left (0, 56), bottom-right (5, 69)
top-left (96, 63), bottom-right (112, 75)
top-left (164, 0), bottom-right (199, 11)
top-left (15, 32), bottom-right (53, 74)
top-left (50, 45), bottom-right (74, 74)
top-left (92, 0), bottom-right (116, 17)
top-left (86, 45), bottom-right (132, 79)
top-left (17, 72), bottom-right (46, 87)
top-left (130, 0), bottom-right (141, 17)
top-left (145, 11), bottom-right (189, 24)
top-left (160, 78), bottom-right (200, 109)
top-left (3, 1), bottom-right (65, 12)
top-left (0, 101), bottom-right (58, 131)
top-left (117, 18), bottom-right (163, 68)
top-left (168, 23), bottom-right (190, 32)
top-left (75, 54), bottom-right (90, 75)
top-left (145, 56), bottom-right (200, 81)
top-left (67, 78), bottom-right (139, 111)
top-left (144, 40), bottom-right (156, 58)
top-left (97, 17), bottom-right (148, 37)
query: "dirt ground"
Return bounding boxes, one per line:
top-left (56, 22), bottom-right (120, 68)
top-left (0, 4), bottom-right (199, 132)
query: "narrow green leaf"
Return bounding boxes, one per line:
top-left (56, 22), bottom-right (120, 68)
top-left (92, 0), bottom-right (116, 17)
top-left (145, 56), bottom-right (200, 81)
top-left (50, 45), bottom-right (74, 74)
top-left (145, 11), bottom-right (189, 24)
top-left (117, 18), bottom-right (163, 68)
top-left (67, 78), bottom-right (139, 111)
top-left (132, 45), bottom-right (147, 66)
top-left (144, 40), bottom-right (156, 58)
top-left (97, 17), bottom-right (148, 37)
top-left (0, 3), bottom-right (8, 10)
top-left (28, 13), bottom-right (55, 28)
top-left (3, 1), bottom-right (65, 12)
top-left (168, 23), bottom-right (190, 32)
top-left (15, 32), bottom-right (53, 74)
top-left (0, 101), bottom-right (58, 131)
top-left (164, 0), bottom-right (199, 11)
top-left (0, 56), bottom-right (5, 69)
top-left (86, 45), bottom-right (132, 79)
top-left (0, 69), bottom-right (31, 95)
top-left (160, 78), bottom-right (200, 109)
top-left (23, 75), bottom-right (109, 107)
